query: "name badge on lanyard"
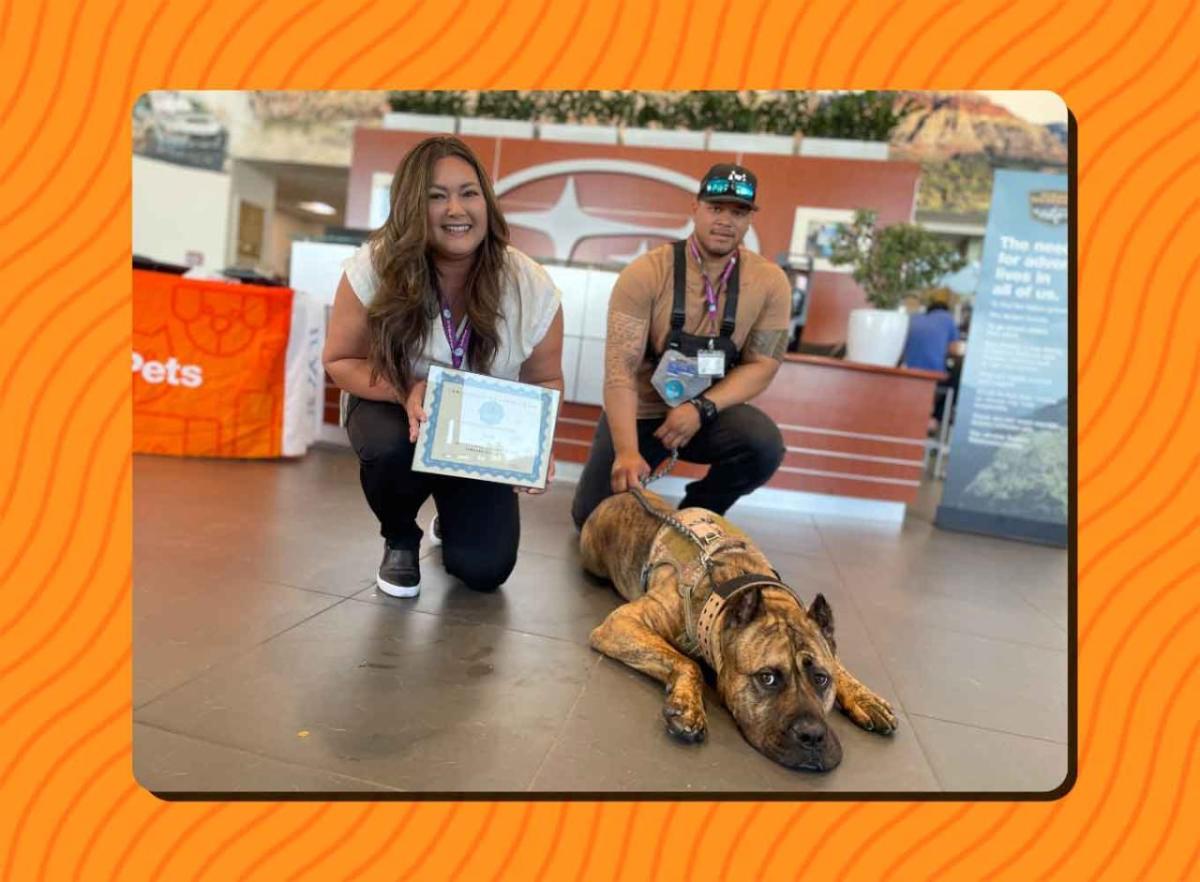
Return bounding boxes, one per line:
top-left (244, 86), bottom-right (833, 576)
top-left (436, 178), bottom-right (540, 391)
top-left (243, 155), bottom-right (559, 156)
top-left (697, 341), bottom-right (726, 376)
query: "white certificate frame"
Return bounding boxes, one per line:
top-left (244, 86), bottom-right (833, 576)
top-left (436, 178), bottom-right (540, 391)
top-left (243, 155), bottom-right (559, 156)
top-left (412, 365), bottom-right (561, 489)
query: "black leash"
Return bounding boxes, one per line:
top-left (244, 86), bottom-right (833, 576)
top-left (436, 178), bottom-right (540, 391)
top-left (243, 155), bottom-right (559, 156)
top-left (624, 451), bottom-right (785, 649)
top-left (627, 450), bottom-right (712, 562)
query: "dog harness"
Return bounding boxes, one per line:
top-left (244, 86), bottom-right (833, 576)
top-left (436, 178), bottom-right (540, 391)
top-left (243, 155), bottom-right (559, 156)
top-left (628, 489), bottom-right (797, 675)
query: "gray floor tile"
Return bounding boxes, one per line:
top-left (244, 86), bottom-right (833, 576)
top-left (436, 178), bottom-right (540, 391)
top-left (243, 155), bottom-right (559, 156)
top-left (132, 450), bottom-right (1068, 794)
top-left (134, 599), bottom-right (596, 792)
top-left (837, 561), bottom-right (1067, 650)
top-left (137, 518), bottom-right (384, 600)
top-left (135, 452), bottom-right (365, 536)
top-left (762, 548), bottom-right (850, 602)
top-left (140, 534), bottom-right (385, 597)
top-left (717, 506), bottom-right (827, 558)
top-left (529, 560), bottom-right (936, 793)
top-left (866, 621), bottom-right (1068, 742)
top-left (134, 573), bottom-right (346, 706)
top-left (1014, 566), bottom-right (1070, 630)
top-left (355, 548), bottom-right (619, 647)
top-left (909, 714), bottom-right (1069, 792)
top-left (530, 658), bottom-right (939, 793)
top-left (516, 483), bottom-right (585, 559)
top-left (809, 514), bottom-right (935, 565)
top-left (134, 723), bottom-right (401, 793)
top-left (135, 457), bottom-right (387, 597)
top-left (813, 506), bottom-right (1068, 605)
top-left (829, 547), bottom-right (1067, 630)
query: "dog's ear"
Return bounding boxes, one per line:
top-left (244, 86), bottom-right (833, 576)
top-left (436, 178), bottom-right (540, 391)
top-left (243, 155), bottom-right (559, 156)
top-left (726, 586), bottom-right (763, 628)
top-left (807, 594), bottom-right (836, 648)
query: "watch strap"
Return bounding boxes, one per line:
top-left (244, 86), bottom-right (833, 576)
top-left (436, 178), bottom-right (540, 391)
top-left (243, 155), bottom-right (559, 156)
top-left (691, 395), bottom-right (715, 426)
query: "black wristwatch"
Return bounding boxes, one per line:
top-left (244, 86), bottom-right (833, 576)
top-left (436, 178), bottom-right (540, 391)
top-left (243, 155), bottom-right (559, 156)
top-left (689, 394), bottom-right (718, 427)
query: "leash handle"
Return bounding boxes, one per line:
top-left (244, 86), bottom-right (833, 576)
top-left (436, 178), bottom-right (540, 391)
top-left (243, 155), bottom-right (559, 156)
top-left (641, 449), bottom-right (679, 487)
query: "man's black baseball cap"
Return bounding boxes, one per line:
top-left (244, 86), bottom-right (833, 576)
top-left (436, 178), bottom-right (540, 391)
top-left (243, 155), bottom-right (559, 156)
top-left (697, 163), bottom-right (758, 208)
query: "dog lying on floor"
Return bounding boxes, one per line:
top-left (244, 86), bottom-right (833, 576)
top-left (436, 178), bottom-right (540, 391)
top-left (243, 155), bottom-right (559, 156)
top-left (580, 489), bottom-right (897, 771)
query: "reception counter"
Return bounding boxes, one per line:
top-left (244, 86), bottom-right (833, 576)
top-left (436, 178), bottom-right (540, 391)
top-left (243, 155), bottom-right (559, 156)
top-left (755, 355), bottom-right (944, 503)
top-left (553, 355), bottom-right (944, 518)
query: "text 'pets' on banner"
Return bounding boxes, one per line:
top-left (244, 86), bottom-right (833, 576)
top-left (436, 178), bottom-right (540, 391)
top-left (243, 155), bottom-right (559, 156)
top-left (132, 270), bottom-right (323, 458)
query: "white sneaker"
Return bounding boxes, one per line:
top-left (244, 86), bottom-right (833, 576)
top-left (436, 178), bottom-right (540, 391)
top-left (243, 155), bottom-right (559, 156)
top-left (427, 515), bottom-right (442, 548)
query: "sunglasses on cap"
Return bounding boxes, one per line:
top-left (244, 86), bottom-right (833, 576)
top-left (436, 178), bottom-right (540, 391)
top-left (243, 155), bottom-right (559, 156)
top-left (702, 178), bottom-right (755, 199)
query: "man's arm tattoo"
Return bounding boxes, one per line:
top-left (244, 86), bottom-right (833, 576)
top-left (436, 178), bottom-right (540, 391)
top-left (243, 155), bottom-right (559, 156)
top-left (745, 329), bottom-right (789, 362)
top-left (605, 312), bottom-right (650, 384)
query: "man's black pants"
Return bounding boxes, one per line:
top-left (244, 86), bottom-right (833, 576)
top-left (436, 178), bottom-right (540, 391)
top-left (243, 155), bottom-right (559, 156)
top-left (345, 396), bottom-right (519, 591)
top-left (570, 404), bottom-right (786, 530)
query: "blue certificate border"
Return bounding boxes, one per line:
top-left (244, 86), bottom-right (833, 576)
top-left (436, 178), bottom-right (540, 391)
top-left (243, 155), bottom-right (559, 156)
top-left (419, 367), bottom-right (556, 485)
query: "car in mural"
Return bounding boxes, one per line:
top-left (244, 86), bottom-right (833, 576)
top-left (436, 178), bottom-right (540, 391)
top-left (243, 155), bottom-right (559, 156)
top-left (133, 91), bottom-right (228, 171)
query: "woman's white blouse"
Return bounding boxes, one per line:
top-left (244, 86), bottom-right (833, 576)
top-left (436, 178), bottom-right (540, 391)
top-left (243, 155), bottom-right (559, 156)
top-left (341, 242), bottom-right (562, 383)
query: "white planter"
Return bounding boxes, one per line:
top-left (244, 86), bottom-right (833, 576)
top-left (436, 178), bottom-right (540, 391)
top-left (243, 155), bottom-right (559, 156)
top-left (845, 308), bottom-right (909, 367)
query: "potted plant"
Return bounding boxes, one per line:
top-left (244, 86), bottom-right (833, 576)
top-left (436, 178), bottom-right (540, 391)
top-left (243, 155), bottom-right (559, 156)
top-left (828, 209), bottom-right (966, 367)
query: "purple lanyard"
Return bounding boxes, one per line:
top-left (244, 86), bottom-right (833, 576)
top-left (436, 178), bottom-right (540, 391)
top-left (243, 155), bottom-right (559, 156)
top-left (688, 236), bottom-right (736, 329)
top-left (438, 298), bottom-right (470, 369)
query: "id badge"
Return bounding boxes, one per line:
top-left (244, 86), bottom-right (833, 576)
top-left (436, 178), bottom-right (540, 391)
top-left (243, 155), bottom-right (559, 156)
top-left (697, 349), bottom-right (726, 377)
top-left (651, 349), bottom-right (711, 406)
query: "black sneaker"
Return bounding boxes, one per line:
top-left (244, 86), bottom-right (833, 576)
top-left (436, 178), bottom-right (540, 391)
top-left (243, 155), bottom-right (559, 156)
top-left (377, 543), bottom-right (420, 598)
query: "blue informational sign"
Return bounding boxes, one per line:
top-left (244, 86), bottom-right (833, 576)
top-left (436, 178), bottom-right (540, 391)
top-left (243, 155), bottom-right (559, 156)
top-left (936, 170), bottom-right (1069, 546)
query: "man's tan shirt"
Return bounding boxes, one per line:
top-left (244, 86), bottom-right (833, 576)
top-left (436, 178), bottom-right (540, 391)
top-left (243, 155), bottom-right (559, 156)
top-left (604, 243), bottom-right (792, 418)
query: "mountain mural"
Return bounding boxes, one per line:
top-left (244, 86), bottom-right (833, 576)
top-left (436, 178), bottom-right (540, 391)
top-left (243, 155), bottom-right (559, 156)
top-left (888, 93), bottom-right (1067, 215)
top-left (889, 92), bottom-right (1068, 166)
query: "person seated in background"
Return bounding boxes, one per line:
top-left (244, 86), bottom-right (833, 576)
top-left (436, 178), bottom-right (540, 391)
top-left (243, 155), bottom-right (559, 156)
top-left (902, 287), bottom-right (966, 430)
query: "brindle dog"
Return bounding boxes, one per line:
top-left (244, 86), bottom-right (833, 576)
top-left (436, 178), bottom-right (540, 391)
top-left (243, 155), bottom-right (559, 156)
top-left (580, 489), bottom-right (897, 771)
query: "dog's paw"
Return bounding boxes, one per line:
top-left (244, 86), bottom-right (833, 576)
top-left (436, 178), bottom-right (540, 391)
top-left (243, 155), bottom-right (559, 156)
top-left (843, 692), bottom-right (899, 735)
top-left (662, 699), bottom-right (707, 743)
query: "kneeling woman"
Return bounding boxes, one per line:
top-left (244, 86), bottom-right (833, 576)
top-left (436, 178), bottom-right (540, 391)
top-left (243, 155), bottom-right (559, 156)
top-left (323, 136), bottom-right (563, 597)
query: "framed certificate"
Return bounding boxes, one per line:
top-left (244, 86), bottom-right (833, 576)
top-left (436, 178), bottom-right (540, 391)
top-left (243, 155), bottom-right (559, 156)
top-left (412, 365), bottom-right (561, 489)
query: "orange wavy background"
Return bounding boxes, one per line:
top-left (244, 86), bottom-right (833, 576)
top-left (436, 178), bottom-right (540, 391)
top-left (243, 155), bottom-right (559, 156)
top-left (2, 0), bottom-right (1197, 878)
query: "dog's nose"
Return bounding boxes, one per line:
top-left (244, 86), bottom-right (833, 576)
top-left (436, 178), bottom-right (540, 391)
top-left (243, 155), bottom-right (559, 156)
top-left (789, 717), bottom-right (826, 748)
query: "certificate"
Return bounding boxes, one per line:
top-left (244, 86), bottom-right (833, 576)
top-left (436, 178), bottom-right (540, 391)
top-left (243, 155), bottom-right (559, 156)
top-left (412, 365), bottom-right (561, 489)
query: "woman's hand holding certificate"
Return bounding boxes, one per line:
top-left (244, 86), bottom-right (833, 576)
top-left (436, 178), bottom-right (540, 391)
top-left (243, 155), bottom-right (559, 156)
top-left (412, 366), bottom-right (560, 490)
top-left (403, 380), bottom-right (428, 443)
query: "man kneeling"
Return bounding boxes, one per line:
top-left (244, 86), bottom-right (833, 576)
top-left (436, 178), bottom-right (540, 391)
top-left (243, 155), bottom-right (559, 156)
top-left (571, 163), bottom-right (791, 529)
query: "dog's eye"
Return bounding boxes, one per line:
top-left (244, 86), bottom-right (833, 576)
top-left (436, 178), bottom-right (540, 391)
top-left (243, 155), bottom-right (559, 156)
top-left (755, 669), bottom-right (781, 689)
top-left (811, 671), bottom-right (831, 690)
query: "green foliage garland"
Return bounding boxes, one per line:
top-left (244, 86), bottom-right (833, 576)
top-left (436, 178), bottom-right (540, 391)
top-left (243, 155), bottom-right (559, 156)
top-left (385, 91), bottom-right (909, 140)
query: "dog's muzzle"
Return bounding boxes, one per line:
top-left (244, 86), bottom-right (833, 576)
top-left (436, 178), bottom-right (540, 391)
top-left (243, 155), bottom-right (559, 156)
top-left (776, 714), bottom-right (843, 771)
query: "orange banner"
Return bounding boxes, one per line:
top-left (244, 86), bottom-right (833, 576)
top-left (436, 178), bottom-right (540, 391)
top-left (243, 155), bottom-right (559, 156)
top-left (132, 270), bottom-right (293, 457)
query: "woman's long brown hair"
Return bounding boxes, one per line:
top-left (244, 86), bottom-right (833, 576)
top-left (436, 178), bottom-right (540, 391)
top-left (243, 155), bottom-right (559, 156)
top-left (365, 136), bottom-right (511, 394)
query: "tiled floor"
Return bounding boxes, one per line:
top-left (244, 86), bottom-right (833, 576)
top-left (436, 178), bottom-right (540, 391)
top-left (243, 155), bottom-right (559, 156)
top-left (133, 446), bottom-right (1070, 795)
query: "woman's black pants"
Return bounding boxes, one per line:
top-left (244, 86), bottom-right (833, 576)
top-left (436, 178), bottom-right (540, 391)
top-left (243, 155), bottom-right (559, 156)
top-left (345, 395), bottom-right (519, 591)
